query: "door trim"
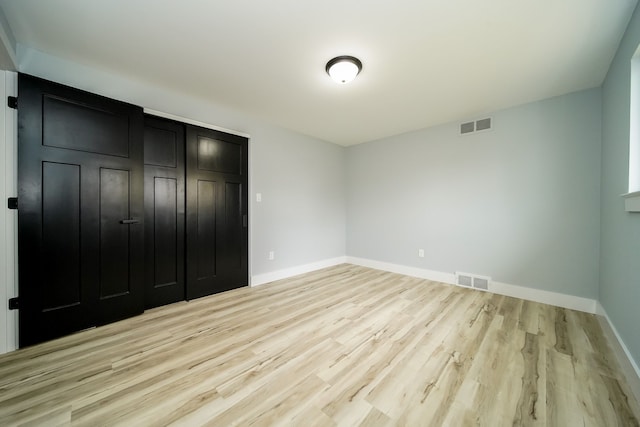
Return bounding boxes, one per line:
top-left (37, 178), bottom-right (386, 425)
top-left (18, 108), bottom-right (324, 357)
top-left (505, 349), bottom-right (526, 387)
top-left (144, 108), bottom-right (250, 139)
top-left (1, 70), bottom-right (18, 354)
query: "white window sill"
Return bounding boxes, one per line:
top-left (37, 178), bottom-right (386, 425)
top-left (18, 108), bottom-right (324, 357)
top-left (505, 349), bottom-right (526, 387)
top-left (622, 191), bottom-right (640, 212)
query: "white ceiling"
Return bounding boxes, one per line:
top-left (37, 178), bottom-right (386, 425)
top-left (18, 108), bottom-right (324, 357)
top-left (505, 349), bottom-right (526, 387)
top-left (0, 0), bottom-right (637, 146)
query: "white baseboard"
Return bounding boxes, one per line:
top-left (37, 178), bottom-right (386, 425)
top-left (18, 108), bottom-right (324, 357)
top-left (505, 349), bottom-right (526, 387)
top-left (490, 280), bottom-right (597, 313)
top-left (345, 256), bottom-right (457, 285)
top-left (345, 256), bottom-right (597, 314)
top-left (596, 302), bottom-right (640, 403)
top-left (250, 256), bottom-right (347, 287)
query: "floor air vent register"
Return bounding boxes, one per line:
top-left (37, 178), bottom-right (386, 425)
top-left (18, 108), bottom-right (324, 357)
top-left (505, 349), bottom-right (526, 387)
top-left (455, 272), bottom-right (490, 290)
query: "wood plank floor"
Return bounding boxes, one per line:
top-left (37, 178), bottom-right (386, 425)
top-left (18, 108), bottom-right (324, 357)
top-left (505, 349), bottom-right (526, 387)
top-left (0, 264), bottom-right (639, 426)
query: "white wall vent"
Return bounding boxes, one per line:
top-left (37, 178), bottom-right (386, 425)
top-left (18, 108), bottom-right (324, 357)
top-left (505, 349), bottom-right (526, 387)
top-left (473, 276), bottom-right (489, 290)
top-left (456, 273), bottom-right (473, 287)
top-left (460, 117), bottom-right (492, 135)
top-left (455, 272), bottom-right (491, 291)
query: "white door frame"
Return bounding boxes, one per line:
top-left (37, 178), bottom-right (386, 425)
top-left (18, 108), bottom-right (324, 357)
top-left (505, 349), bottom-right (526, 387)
top-left (1, 70), bottom-right (18, 354)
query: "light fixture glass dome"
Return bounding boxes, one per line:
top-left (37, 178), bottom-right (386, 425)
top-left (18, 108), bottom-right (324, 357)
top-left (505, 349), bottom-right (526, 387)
top-left (326, 56), bottom-right (362, 84)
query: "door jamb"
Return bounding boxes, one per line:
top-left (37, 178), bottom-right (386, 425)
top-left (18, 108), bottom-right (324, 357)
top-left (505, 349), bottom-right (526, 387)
top-left (1, 70), bottom-right (18, 354)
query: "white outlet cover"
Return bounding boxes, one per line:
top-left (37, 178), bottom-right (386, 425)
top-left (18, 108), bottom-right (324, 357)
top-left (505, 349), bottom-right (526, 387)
top-left (256, 193), bottom-right (262, 202)
top-left (418, 249), bottom-right (425, 257)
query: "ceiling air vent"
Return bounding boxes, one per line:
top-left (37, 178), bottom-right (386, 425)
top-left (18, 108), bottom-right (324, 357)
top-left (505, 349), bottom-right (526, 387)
top-left (475, 118), bottom-right (492, 131)
top-left (460, 121), bottom-right (475, 135)
top-left (460, 117), bottom-right (492, 135)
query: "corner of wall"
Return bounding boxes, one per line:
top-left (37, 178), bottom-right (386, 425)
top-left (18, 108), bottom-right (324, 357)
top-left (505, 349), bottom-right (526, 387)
top-left (0, 5), bottom-right (18, 71)
top-left (596, 302), bottom-right (640, 405)
top-left (597, 0), bottom-right (640, 403)
top-left (251, 257), bottom-right (347, 287)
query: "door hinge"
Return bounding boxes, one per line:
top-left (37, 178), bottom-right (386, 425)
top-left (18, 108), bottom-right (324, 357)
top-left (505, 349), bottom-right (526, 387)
top-left (7, 96), bottom-right (17, 109)
top-left (7, 197), bottom-right (18, 210)
top-left (8, 297), bottom-right (19, 310)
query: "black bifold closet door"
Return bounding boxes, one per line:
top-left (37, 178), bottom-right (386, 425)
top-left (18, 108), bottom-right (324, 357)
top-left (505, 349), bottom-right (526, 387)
top-left (143, 117), bottom-right (249, 306)
top-left (185, 125), bottom-right (248, 300)
top-left (17, 73), bottom-right (248, 347)
top-left (143, 116), bottom-right (186, 309)
top-left (18, 74), bottom-right (145, 347)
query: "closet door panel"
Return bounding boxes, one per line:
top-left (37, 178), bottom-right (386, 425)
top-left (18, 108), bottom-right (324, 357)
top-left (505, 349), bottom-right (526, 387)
top-left (18, 73), bottom-right (144, 347)
top-left (42, 95), bottom-right (130, 157)
top-left (223, 181), bottom-right (243, 270)
top-left (143, 116), bottom-right (185, 308)
top-left (186, 125), bottom-right (248, 300)
top-left (145, 125), bottom-right (178, 167)
top-left (196, 180), bottom-right (217, 280)
top-left (152, 177), bottom-right (179, 287)
top-left (41, 162), bottom-right (82, 310)
top-left (99, 168), bottom-right (131, 299)
top-left (197, 136), bottom-right (241, 174)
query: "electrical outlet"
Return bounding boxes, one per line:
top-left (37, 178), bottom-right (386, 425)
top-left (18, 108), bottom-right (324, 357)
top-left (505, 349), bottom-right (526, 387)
top-left (256, 193), bottom-right (262, 202)
top-left (268, 251), bottom-right (275, 260)
top-left (418, 249), bottom-right (424, 258)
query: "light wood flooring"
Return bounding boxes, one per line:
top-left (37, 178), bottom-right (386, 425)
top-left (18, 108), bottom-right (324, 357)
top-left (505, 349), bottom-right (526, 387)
top-left (0, 264), bottom-right (639, 426)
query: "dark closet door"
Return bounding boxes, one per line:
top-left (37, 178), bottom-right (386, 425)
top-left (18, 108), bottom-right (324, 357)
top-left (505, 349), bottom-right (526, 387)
top-left (17, 74), bottom-right (144, 347)
top-left (186, 125), bottom-right (248, 299)
top-left (144, 116), bottom-right (185, 308)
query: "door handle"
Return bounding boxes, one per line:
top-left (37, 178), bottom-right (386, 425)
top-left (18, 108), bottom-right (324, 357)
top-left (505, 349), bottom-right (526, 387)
top-left (119, 219), bottom-right (140, 225)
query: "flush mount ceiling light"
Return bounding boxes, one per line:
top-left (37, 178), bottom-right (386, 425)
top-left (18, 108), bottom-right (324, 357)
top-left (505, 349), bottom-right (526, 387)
top-left (326, 56), bottom-right (362, 84)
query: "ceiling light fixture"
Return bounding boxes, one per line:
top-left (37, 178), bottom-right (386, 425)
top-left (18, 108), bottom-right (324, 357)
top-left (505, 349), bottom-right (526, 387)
top-left (326, 56), bottom-right (362, 84)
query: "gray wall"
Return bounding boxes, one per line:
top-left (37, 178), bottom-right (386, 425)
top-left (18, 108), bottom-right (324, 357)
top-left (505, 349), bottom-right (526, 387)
top-left (17, 46), bottom-right (347, 279)
top-left (250, 123), bottom-right (345, 273)
top-left (600, 4), bottom-right (640, 369)
top-left (347, 88), bottom-right (602, 299)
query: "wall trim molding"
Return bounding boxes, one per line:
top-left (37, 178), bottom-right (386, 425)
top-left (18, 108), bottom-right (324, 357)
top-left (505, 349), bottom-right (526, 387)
top-left (489, 280), bottom-right (597, 313)
top-left (1, 71), bottom-right (18, 356)
top-left (596, 301), bottom-right (640, 404)
top-left (250, 256), bottom-right (348, 287)
top-left (345, 256), bottom-right (597, 313)
top-left (252, 256), bottom-right (597, 315)
top-left (345, 256), bottom-right (457, 285)
top-left (144, 108), bottom-right (251, 139)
